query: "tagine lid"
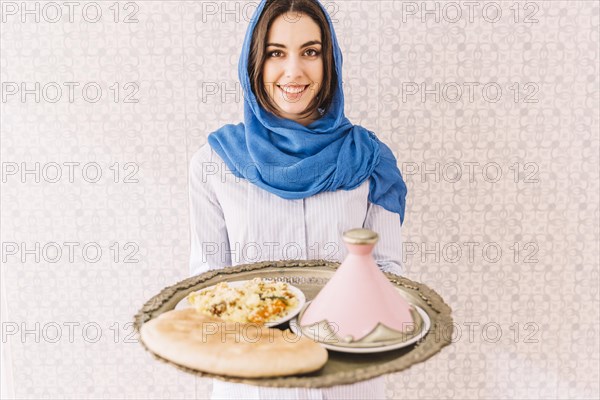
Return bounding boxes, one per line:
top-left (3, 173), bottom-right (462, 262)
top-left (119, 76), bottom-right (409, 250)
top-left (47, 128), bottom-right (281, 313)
top-left (299, 228), bottom-right (415, 344)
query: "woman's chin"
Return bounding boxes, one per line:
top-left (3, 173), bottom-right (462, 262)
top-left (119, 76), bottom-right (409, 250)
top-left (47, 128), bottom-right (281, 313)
top-left (274, 109), bottom-right (302, 120)
top-left (277, 104), bottom-right (307, 115)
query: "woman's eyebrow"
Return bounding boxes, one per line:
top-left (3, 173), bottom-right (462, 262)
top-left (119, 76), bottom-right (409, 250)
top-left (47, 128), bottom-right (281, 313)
top-left (266, 40), bottom-right (322, 48)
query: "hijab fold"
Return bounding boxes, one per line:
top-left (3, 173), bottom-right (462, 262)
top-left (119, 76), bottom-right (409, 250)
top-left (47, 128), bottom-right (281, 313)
top-left (208, 0), bottom-right (407, 224)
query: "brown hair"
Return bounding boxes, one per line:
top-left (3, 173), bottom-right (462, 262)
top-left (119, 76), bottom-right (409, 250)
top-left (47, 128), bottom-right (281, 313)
top-left (247, 0), bottom-right (338, 120)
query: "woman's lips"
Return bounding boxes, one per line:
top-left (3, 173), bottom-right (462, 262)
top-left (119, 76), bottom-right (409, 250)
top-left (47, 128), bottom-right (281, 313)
top-left (278, 84), bottom-right (308, 100)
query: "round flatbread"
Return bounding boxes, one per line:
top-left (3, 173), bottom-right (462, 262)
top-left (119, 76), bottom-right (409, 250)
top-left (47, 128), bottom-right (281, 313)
top-left (140, 308), bottom-right (328, 378)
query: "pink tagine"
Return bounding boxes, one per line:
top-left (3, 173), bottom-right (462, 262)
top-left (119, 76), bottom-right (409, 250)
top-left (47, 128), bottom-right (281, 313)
top-left (300, 228), bottom-right (414, 342)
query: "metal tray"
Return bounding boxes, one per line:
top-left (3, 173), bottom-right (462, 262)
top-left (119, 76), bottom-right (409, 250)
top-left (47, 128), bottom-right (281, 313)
top-left (133, 259), bottom-right (454, 388)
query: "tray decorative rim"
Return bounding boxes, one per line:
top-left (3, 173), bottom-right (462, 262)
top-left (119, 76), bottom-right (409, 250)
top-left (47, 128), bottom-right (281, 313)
top-left (133, 259), bottom-right (454, 388)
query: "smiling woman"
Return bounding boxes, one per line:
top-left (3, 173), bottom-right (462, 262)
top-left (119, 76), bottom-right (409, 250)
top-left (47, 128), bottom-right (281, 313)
top-left (189, 0), bottom-right (408, 398)
top-left (248, 0), bottom-right (337, 126)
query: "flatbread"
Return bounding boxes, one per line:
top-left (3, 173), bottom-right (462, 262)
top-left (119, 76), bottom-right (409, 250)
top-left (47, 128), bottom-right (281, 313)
top-left (140, 308), bottom-right (328, 378)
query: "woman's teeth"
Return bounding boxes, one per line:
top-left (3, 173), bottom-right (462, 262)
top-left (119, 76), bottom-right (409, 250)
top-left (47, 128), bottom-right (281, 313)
top-left (280, 85), bottom-right (307, 94)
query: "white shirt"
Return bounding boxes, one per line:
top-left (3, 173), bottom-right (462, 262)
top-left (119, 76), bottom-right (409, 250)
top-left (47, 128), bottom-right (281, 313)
top-left (188, 143), bottom-right (405, 399)
top-left (189, 143), bottom-right (405, 277)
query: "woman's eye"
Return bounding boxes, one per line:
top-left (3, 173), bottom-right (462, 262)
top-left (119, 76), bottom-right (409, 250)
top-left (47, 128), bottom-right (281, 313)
top-left (267, 49), bottom-right (321, 58)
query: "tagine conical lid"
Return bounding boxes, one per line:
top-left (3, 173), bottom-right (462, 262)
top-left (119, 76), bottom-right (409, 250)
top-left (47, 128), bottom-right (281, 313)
top-left (300, 228), bottom-right (414, 342)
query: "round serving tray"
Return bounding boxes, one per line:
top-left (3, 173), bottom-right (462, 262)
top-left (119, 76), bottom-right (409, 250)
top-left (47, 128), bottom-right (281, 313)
top-left (133, 259), bottom-right (454, 388)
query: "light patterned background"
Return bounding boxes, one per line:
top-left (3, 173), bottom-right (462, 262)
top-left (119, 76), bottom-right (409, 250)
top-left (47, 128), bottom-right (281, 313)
top-left (1, 0), bottom-right (598, 399)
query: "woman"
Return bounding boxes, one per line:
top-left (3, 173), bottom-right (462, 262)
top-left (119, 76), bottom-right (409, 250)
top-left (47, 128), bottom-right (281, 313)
top-left (188, 0), bottom-right (408, 398)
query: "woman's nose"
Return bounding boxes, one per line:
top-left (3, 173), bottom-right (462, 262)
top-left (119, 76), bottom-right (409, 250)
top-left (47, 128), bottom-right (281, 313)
top-left (284, 55), bottom-right (303, 80)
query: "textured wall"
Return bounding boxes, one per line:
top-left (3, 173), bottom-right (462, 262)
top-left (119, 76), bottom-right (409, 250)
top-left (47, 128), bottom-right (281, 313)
top-left (1, 1), bottom-right (598, 399)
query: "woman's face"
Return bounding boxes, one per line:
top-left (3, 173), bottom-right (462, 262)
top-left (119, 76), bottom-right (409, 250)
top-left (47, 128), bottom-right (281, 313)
top-left (262, 12), bottom-right (324, 126)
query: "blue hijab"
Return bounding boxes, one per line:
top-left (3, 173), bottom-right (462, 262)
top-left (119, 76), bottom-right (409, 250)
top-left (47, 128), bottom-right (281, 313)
top-left (208, 0), bottom-right (407, 224)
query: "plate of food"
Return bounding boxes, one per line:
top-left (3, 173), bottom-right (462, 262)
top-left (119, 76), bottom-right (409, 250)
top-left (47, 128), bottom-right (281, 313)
top-left (288, 301), bottom-right (431, 354)
top-left (174, 277), bottom-right (306, 327)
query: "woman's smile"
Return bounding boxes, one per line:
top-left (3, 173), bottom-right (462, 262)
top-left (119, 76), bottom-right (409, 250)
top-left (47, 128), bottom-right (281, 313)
top-left (278, 84), bottom-right (310, 100)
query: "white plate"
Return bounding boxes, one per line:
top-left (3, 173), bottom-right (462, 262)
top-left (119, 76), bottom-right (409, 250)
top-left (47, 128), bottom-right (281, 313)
top-left (288, 303), bottom-right (431, 354)
top-left (175, 280), bottom-right (306, 328)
